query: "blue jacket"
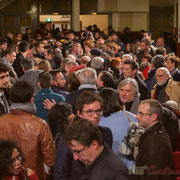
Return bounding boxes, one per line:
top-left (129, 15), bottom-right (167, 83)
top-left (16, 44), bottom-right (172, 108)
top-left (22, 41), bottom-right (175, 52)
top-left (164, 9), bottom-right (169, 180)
top-left (34, 88), bottom-right (65, 123)
top-left (99, 111), bottom-right (137, 170)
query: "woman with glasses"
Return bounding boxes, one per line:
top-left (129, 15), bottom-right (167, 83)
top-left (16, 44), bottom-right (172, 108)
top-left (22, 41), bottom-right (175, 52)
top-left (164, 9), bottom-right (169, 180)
top-left (0, 139), bottom-right (39, 180)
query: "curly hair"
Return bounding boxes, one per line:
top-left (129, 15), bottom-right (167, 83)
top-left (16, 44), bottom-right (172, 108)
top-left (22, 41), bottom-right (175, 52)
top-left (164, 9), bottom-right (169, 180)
top-left (48, 102), bottom-right (72, 139)
top-left (0, 139), bottom-right (25, 178)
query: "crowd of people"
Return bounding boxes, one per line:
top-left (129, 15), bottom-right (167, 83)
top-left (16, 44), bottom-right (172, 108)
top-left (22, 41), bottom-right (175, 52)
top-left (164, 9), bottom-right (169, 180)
top-left (0, 23), bottom-right (179, 180)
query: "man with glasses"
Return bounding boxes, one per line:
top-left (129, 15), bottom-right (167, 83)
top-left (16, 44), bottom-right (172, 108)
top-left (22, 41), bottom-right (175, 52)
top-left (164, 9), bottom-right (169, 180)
top-left (64, 118), bottom-right (129, 180)
top-left (54, 91), bottom-right (113, 180)
top-left (135, 99), bottom-right (176, 180)
top-left (76, 91), bottom-right (112, 148)
top-left (0, 62), bottom-right (11, 116)
top-left (151, 67), bottom-right (180, 111)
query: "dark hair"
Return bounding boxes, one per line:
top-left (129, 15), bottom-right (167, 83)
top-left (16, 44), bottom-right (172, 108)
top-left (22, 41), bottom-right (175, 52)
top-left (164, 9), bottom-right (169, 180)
top-left (21, 58), bottom-right (34, 71)
top-left (165, 55), bottom-right (179, 68)
top-left (0, 39), bottom-right (8, 45)
top-left (99, 88), bottom-right (122, 117)
top-left (10, 81), bottom-right (34, 103)
top-left (0, 62), bottom-right (11, 74)
top-left (100, 71), bottom-right (116, 89)
top-left (18, 41), bottom-right (29, 53)
top-left (144, 31), bottom-right (152, 37)
top-left (124, 59), bottom-right (138, 70)
top-left (156, 47), bottom-right (166, 55)
top-left (141, 38), bottom-right (151, 46)
top-left (46, 49), bottom-right (54, 56)
top-left (5, 47), bottom-right (16, 56)
top-left (48, 102), bottom-right (72, 138)
top-left (0, 139), bottom-right (25, 178)
top-left (76, 91), bottom-right (102, 113)
top-left (67, 72), bottom-right (81, 92)
top-left (49, 69), bottom-right (61, 80)
top-left (63, 117), bottom-right (103, 146)
top-left (38, 72), bottom-right (52, 88)
top-left (143, 54), bottom-right (152, 63)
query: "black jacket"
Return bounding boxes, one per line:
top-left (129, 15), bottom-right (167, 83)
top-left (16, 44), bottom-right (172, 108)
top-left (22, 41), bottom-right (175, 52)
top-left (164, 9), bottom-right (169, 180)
top-left (161, 106), bottom-right (179, 151)
top-left (135, 122), bottom-right (176, 180)
top-left (74, 145), bottom-right (129, 180)
top-left (65, 87), bottom-right (97, 114)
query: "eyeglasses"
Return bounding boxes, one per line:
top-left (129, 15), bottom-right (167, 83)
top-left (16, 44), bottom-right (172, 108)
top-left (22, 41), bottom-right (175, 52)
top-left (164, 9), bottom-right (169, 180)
top-left (137, 111), bottom-right (152, 117)
top-left (82, 109), bottom-right (102, 116)
top-left (155, 74), bottom-right (165, 78)
top-left (10, 154), bottom-right (22, 165)
top-left (72, 146), bottom-right (86, 157)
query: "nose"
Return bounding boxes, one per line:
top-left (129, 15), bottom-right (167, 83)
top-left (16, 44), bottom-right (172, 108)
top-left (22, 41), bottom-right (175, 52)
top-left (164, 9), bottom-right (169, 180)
top-left (73, 153), bottom-right (79, 161)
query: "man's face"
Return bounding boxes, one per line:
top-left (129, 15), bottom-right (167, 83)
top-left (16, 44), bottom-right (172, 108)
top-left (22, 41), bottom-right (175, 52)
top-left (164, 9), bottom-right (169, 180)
top-left (77, 100), bottom-right (102, 126)
top-left (143, 33), bottom-right (149, 39)
top-left (155, 69), bottom-right (169, 86)
top-left (157, 38), bottom-right (164, 47)
top-left (136, 103), bottom-right (153, 129)
top-left (8, 148), bottom-right (23, 175)
top-left (123, 64), bottom-right (136, 78)
top-left (1, 43), bottom-right (8, 51)
top-left (7, 52), bottom-right (16, 63)
top-left (26, 49), bottom-right (33, 58)
top-left (37, 44), bottom-right (44, 54)
top-left (44, 52), bottom-right (52, 60)
top-left (68, 33), bottom-right (75, 41)
top-left (140, 42), bottom-right (148, 51)
top-left (96, 72), bottom-right (103, 88)
top-left (166, 59), bottom-right (174, 71)
top-left (55, 72), bottom-right (66, 88)
top-left (16, 34), bottom-right (22, 41)
top-left (0, 72), bottom-right (9, 91)
top-left (119, 83), bottom-right (135, 103)
top-left (69, 140), bottom-right (97, 166)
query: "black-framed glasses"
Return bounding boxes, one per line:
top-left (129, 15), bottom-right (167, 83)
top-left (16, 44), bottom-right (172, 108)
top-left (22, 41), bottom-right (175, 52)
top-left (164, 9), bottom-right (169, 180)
top-left (82, 109), bottom-right (102, 116)
top-left (137, 111), bottom-right (153, 117)
top-left (72, 146), bottom-right (86, 157)
top-left (10, 154), bottom-right (22, 166)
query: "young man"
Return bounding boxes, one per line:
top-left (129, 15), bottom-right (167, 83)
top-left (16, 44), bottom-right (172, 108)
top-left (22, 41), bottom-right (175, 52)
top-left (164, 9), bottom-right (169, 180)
top-left (0, 62), bottom-right (11, 116)
top-left (34, 72), bottom-right (65, 123)
top-left (49, 69), bottom-right (69, 98)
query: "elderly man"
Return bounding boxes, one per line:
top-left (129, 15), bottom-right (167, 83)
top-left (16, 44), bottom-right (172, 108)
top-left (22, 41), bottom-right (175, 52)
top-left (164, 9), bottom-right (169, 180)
top-left (135, 99), bottom-right (176, 180)
top-left (63, 118), bottom-right (129, 180)
top-left (118, 78), bottom-right (140, 114)
top-left (91, 56), bottom-right (104, 75)
top-left (151, 67), bottom-right (180, 111)
top-left (66, 67), bottom-right (97, 114)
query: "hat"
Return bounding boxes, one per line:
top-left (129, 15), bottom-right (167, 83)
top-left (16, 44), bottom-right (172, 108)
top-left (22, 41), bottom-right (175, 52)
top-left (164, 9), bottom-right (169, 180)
top-left (90, 48), bottom-right (102, 57)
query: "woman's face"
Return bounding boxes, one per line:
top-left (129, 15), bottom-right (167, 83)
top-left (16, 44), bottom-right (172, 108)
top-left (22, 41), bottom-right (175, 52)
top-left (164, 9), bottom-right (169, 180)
top-left (8, 148), bottom-right (22, 175)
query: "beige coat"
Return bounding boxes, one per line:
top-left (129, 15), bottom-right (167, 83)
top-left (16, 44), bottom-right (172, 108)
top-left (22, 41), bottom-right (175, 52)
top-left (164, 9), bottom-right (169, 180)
top-left (151, 78), bottom-right (180, 111)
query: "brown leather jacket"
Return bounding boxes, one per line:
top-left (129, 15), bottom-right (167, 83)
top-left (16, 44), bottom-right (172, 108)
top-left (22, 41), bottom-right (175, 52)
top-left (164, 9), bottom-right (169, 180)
top-left (0, 109), bottom-right (56, 180)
